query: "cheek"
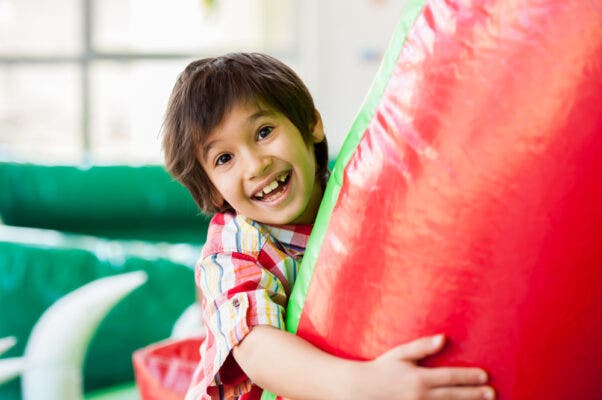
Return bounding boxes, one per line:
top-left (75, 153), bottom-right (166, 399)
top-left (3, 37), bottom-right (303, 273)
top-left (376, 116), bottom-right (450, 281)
top-left (302, 146), bottom-right (318, 177)
top-left (298, 160), bottom-right (317, 194)
top-left (212, 182), bottom-right (230, 201)
top-left (204, 173), bottom-right (228, 204)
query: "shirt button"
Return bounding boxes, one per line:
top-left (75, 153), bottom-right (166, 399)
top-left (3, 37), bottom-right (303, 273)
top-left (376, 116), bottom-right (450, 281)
top-left (232, 298), bottom-right (240, 307)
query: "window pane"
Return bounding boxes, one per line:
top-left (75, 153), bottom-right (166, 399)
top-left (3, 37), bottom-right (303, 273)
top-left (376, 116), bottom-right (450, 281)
top-left (0, 0), bottom-right (81, 55)
top-left (94, 0), bottom-right (294, 53)
top-left (0, 65), bottom-right (82, 162)
top-left (90, 61), bottom-right (190, 164)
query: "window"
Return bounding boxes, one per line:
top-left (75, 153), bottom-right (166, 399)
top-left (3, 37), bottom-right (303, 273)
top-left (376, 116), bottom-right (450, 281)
top-left (0, 0), bottom-right (296, 164)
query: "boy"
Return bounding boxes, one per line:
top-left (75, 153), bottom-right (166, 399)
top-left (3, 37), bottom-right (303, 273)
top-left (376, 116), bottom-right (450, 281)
top-left (163, 52), bottom-right (494, 400)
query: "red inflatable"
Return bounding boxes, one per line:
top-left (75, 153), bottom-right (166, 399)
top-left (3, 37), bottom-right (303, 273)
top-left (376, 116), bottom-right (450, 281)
top-left (133, 338), bottom-right (201, 400)
top-left (284, 1), bottom-right (602, 399)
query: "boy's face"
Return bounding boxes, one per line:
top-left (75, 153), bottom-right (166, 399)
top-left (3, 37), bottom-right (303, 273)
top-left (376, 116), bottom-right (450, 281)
top-left (199, 101), bottom-right (325, 225)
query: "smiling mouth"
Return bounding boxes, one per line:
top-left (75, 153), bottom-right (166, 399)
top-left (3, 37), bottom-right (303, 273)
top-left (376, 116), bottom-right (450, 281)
top-left (253, 171), bottom-right (291, 201)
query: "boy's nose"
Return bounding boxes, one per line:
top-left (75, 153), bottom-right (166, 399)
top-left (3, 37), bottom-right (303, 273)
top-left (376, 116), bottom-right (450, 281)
top-left (243, 152), bottom-right (272, 179)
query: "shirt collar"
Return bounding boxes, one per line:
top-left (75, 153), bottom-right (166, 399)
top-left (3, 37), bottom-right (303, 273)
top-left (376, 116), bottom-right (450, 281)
top-left (262, 222), bottom-right (313, 249)
top-left (234, 213), bottom-right (313, 254)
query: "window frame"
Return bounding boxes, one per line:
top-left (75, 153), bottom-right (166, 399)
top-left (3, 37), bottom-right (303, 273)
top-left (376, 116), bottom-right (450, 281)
top-left (0, 0), bottom-right (298, 163)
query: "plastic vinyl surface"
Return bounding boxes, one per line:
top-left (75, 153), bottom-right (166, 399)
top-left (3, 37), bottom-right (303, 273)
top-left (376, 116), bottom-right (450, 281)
top-left (0, 226), bottom-right (196, 399)
top-left (292, 0), bottom-right (602, 399)
top-left (133, 338), bottom-right (202, 400)
top-left (0, 163), bottom-right (208, 244)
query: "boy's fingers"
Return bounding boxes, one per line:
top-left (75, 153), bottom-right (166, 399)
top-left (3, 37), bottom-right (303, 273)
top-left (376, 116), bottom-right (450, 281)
top-left (421, 367), bottom-right (488, 387)
top-left (429, 386), bottom-right (495, 400)
top-left (387, 334), bottom-right (445, 361)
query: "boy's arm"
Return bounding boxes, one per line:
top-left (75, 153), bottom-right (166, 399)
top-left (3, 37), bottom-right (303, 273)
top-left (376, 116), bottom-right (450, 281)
top-left (234, 325), bottom-right (495, 400)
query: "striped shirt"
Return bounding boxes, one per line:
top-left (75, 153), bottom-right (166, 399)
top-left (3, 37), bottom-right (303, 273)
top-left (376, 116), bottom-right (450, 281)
top-left (186, 212), bottom-right (312, 400)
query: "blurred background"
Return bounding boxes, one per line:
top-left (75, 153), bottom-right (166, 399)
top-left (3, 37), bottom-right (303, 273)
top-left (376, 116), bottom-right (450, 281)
top-left (0, 0), bottom-right (407, 164)
top-left (0, 1), bottom-right (408, 399)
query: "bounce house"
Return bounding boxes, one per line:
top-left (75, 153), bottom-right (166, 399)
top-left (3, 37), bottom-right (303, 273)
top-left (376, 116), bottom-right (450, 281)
top-left (0, 165), bottom-right (207, 399)
top-left (3, 0), bottom-right (601, 399)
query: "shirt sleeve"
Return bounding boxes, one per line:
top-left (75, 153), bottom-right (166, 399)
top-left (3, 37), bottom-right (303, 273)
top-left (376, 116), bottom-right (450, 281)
top-left (187, 250), bottom-right (288, 399)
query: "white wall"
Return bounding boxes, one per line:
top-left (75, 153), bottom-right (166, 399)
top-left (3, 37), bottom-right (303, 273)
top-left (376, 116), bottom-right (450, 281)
top-left (297, 0), bottom-right (409, 155)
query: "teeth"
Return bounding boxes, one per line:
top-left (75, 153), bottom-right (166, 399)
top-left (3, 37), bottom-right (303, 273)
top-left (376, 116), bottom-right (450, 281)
top-left (263, 180), bottom-right (279, 195)
top-left (255, 172), bottom-right (289, 199)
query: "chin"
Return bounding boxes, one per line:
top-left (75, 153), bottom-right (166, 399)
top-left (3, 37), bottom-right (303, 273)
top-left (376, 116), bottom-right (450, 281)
top-left (267, 211), bottom-right (302, 226)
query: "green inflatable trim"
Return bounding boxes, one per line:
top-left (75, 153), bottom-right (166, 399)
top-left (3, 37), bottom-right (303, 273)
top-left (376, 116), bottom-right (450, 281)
top-left (261, 1), bottom-right (427, 399)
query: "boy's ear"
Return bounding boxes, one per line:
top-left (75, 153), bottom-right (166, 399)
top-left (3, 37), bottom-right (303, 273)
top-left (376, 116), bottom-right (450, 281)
top-left (311, 110), bottom-right (326, 144)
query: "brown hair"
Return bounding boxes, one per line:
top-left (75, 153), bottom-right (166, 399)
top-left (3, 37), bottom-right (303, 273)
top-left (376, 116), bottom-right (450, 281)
top-left (162, 52), bottom-right (329, 214)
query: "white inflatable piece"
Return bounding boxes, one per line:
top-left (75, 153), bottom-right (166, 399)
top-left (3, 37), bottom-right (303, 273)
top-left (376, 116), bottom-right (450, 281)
top-left (21, 271), bottom-right (147, 400)
top-left (0, 358), bottom-right (25, 386)
top-left (0, 337), bottom-right (16, 356)
top-left (0, 337), bottom-right (24, 385)
top-left (171, 303), bottom-right (205, 339)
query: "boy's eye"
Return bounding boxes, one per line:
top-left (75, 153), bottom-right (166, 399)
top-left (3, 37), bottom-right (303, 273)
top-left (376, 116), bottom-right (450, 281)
top-left (257, 126), bottom-right (273, 140)
top-left (215, 153), bottom-right (232, 166)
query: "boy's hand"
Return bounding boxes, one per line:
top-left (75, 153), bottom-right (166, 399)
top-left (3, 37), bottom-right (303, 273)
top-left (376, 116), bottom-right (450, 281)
top-left (233, 327), bottom-right (493, 400)
top-left (349, 335), bottom-right (495, 400)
